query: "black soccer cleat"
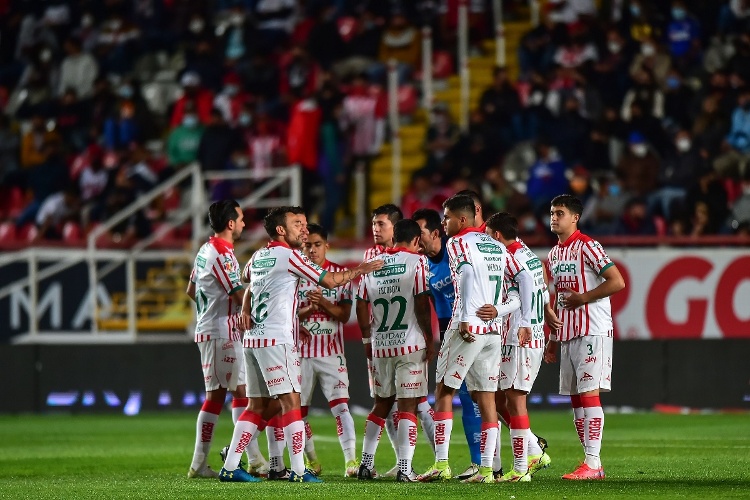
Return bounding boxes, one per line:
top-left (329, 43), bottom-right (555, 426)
top-left (358, 464), bottom-right (375, 480)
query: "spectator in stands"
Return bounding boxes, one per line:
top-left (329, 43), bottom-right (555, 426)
top-left (423, 102), bottom-right (460, 180)
top-left (714, 87), bottom-right (750, 180)
top-left (15, 139), bottom-right (68, 228)
top-left (582, 173), bottom-right (629, 235)
top-left (684, 167), bottom-right (729, 235)
top-left (21, 114), bottom-right (60, 169)
top-left (186, 37), bottom-right (224, 93)
top-left (334, 9), bottom-right (382, 79)
top-left (518, 71), bottom-right (555, 141)
top-left (238, 52), bottom-right (281, 104)
top-left (481, 165), bottom-right (525, 214)
top-left (170, 72), bottom-right (214, 128)
top-left (554, 95), bottom-right (592, 165)
top-left (650, 129), bottom-right (703, 220)
top-left (255, 0), bottom-right (297, 51)
top-left (527, 138), bottom-right (569, 217)
top-left (0, 115), bottom-right (20, 185)
top-left (662, 68), bottom-right (695, 130)
top-left (317, 78), bottom-right (346, 230)
top-left (287, 94), bottom-right (322, 210)
top-left (104, 81), bottom-right (153, 151)
top-left (624, 101), bottom-right (670, 155)
top-left (95, 12), bottom-right (141, 76)
top-left (626, 0), bottom-right (662, 43)
top-left (666, 0), bottom-right (702, 70)
top-left (581, 124), bottom-right (614, 173)
top-left (552, 27), bottom-right (599, 75)
top-left (593, 28), bottom-right (631, 106)
top-left (629, 36), bottom-right (671, 88)
top-left (213, 73), bottom-right (254, 126)
top-left (57, 36), bottom-right (98, 98)
top-left (479, 66), bottom-right (522, 150)
top-left (615, 197), bottom-right (657, 235)
top-left (518, 9), bottom-right (561, 78)
top-left (279, 45), bottom-right (321, 102)
top-left (342, 72), bottom-right (386, 179)
top-left (55, 88), bottom-right (90, 153)
top-left (622, 69), bottom-right (664, 121)
top-left (247, 111), bottom-right (286, 174)
top-left (402, 170), bottom-right (446, 218)
top-left (728, 169), bottom-right (750, 230)
top-left (718, 0), bottom-right (750, 35)
top-left (197, 109), bottom-right (241, 172)
top-left (307, 3), bottom-right (346, 70)
top-left (34, 185), bottom-right (81, 240)
top-left (167, 102), bottom-right (205, 172)
top-left (692, 94), bottom-right (730, 159)
top-left (617, 132), bottom-right (660, 197)
top-left (219, 7), bottom-right (253, 63)
top-left (78, 146), bottom-right (110, 226)
top-left (373, 12), bottom-right (420, 84)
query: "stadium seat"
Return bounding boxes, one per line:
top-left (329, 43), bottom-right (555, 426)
top-left (414, 50), bottom-right (455, 82)
top-left (17, 224), bottom-right (37, 242)
top-left (62, 222), bottom-right (83, 242)
top-left (0, 221), bottom-right (16, 241)
top-left (398, 85), bottom-right (418, 116)
top-left (7, 187), bottom-right (26, 219)
top-left (337, 16), bottom-right (358, 43)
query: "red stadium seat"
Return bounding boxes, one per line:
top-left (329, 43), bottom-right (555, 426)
top-left (398, 85), bottom-right (418, 116)
top-left (17, 224), bottom-right (37, 242)
top-left (337, 16), bottom-right (358, 43)
top-left (62, 222), bottom-right (83, 242)
top-left (0, 221), bottom-right (16, 241)
top-left (7, 187), bottom-right (26, 219)
top-left (432, 51), bottom-right (454, 80)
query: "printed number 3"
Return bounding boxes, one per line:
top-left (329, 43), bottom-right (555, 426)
top-left (587, 343), bottom-right (593, 355)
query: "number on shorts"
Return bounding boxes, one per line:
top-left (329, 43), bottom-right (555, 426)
top-left (337, 355), bottom-right (344, 366)
top-left (195, 289), bottom-right (208, 315)
top-left (501, 345), bottom-right (513, 357)
top-left (530, 289), bottom-right (544, 325)
top-left (251, 292), bottom-right (270, 323)
top-left (489, 275), bottom-right (502, 304)
top-left (587, 343), bottom-right (593, 355)
top-left (373, 295), bottom-right (409, 332)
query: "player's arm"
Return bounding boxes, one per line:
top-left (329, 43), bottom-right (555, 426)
top-left (186, 280), bottom-right (196, 302)
top-left (313, 294), bottom-right (352, 323)
top-left (297, 303), bottom-right (317, 320)
top-left (560, 264), bottom-right (625, 310)
top-left (318, 260), bottom-right (384, 290)
top-left (356, 298), bottom-right (373, 360)
top-left (414, 293), bottom-right (435, 360)
top-left (476, 287), bottom-right (521, 321)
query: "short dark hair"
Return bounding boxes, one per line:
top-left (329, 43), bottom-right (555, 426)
top-left (455, 189), bottom-right (482, 206)
top-left (307, 223), bottom-right (328, 240)
top-left (412, 208), bottom-right (442, 234)
top-left (443, 194), bottom-right (476, 218)
top-left (264, 206), bottom-right (305, 237)
top-left (372, 204), bottom-right (403, 225)
top-left (208, 199), bottom-right (240, 233)
top-left (394, 219), bottom-right (422, 245)
top-left (485, 212), bottom-right (518, 240)
top-left (550, 194), bottom-right (584, 216)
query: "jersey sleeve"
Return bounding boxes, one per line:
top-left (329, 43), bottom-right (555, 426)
top-left (413, 256), bottom-right (430, 297)
top-left (448, 237), bottom-right (472, 270)
top-left (582, 239), bottom-right (614, 276)
top-left (356, 276), bottom-right (369, 302)
top-left (289, 250), bottom-right (328, 284)
top-left (339, 272), bottom-right (354, 304)
top-left (504, 253), bottom-right (523, 281)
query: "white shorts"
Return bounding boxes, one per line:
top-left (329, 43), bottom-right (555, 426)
top-left (300, 355), bottom-right (350, 406)
top-left (559, 336), bottom-right (613, 395)
top-left (372, 350), bottom-right (428, 399)
top-left (498, 345), bottom-right (543, 393)
top-left (244, 344), bottom-right (302, 398)
top-left (198, 339), bottom-right (245, 392)
top-left (437, 329), bottom-right (502, 392)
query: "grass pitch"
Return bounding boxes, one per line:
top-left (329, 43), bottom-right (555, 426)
top-left (0, 411), bottom-right (748, 499)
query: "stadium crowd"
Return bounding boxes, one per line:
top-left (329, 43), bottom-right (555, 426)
top-left (1, 0), bottom-right (750, 243)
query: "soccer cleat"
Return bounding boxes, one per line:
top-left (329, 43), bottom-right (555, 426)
top-left (461, 466), bottom-right (495, 483)
top-left (289, 469), bottom-right (324, 483)
top-left (492, 468), bottom-right (504, 481)
top-left (417, 462), bottom-right (452, 482)
top-left (498, 469), bottom-right (531, 482)
top-left (188, 465), bottom-right (219, 479)
top-left (344, 459), bottom-right (360, 477)
top-left (305, 457), bottom-right (322, 476)
top-left (536, 434), bottom-right (548, 452)
top-left (396, 469), bottom-right (419, 482)
top-left (268, 468), bottom-right (292, 480)
top-left (381, 464), bottom-right (399, 478)
top-left (561, 463), bottom-right (605, 480)
top-left (219, 445), bottom-right (247, 472)
top-left (357, 464), bottom-right (376, 481)
top-left (528, 452), bottom-right (552, 476)
top-left (247, 460), bottom-right (270, 478)
top-left (218, 467), bottom-right (262, 482)
top-left (455, 463), bottom-right (479, 480)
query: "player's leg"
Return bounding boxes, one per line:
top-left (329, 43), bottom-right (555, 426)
top-left (394, 351), bottom-right (429, 482)
top-left (299, 358), bottom-right (321, 474)
top-left (319, 355), bottom-right (358, 476)
top-left (189, 339), bottom-right (228, 479)
top-left (559, 340), bottom-right (585, 448)
top-left (229, 343), bottom-right (268, 474)
top-left (456, 381), bottom-right (482, 480)
top-left (492, 387), bottom-right (506, 477)
top-left (499, 389), bottom-right (531, 481)
top-left (265, 413), bottom-right (288, 478)
top-left (416, 396), bottom-right (435, 451)
top-left (359, 356), bottom-right (396, 480)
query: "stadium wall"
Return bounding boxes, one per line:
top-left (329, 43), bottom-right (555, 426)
top-left (0, 340), bottom-right (747, 414)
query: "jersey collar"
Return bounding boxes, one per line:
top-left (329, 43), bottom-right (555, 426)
top-left (507, 241), bottom-right (523, 253)
top-left (557, 230), bottom-right (582, 248)
top-left (267, 240), bottom-right (291, 249)
top-left (454, 226), bottom-right (483, 237)
top-left (385, 246), bottom-right (418, 255)
top-left (209, 236), bottom-right (234, 253)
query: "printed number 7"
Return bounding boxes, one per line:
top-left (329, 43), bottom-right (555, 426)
top-left (489, 276), bottom-right (502, 304)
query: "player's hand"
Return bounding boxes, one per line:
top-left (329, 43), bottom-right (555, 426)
top-left (544, 340), bottom-right (558, 363)
top-left (459, 322), bottom-right (475, 343)
top-left (424, 341), bottom-right (436, 362)
top-left (544, 304), bottom-right (563, 331)
top-left (358, 259), bottom-right (384, 275)
top-left (476, 304), bottom-right (498, 322)
top-left (307, 289), bottom-right (323, 306)
top-left (559, 288), bottom-right (585, 310)
top-left (518, 326), bottom-right (532, 346)
top-left (299, 326), bottom-right (312, 344)
top-left (364, 342), bottom-right (373, 360)
top-left (238, 311), bottom-right (252, 331)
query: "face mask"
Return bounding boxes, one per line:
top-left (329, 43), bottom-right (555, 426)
top-left (230, 14), bottom-right (244, 26)
top-left (672, 7), bottom-right (686, 20)
top-left (40, 49), bottom-right (52, 63)
top-left (630, 4), bottom-right (641, 17)
top-left (238, 113), bottom-right (252, 126)
top-left (118, 85), bottom-right (134, 99)
top-left (189, 19), bottom-right (204, 33)
top-left (666, 76), bottom-right (681, 89)
top-left (641, 44), bottom-right (656, 57)
top-left (234, 156), bottom-right (248, 167)
top-left (676, 137), bottom-right (691, 152)
top-left (608, 183), bottom-right (621, 196)
top-left (608, 41), bottom-right (622, 54)
top-left (110, 19), bottom-right (122, 31)
top-left (224, 85), bottom-right (239, 96)
top-left (183, 115), bottom-right (198, 128)
top-left (81, 14), bottom-right (93, 28)
top-left (631, 144), bottom-right (647, 157)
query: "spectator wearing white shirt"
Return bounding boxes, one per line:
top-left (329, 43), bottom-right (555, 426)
top-left (58, 37), bottom-right (98, 98)
top-left (35, 187), bottom-right (81, 240)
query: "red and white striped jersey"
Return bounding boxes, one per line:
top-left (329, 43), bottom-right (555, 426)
top-left (356, 248), bottom-right (430, 358)
top-left (248, 134), bottom-right (281, 175)
top-left (547, 230), bottom-right (615, 341)
top-left (296, 260), bottom-right (353, 358)
top-left (343, 89), bottom-right (386, 155)
top-left (504, 240), bottom-right (547, 348)
top-left (363, 244), bottom-right (386, 261)
top-left (190, 237), bottom-right (244, 343)
top-left (242, 242), bottom-right (327, 348)
top-left (447, 228), bottom-right (521, 334)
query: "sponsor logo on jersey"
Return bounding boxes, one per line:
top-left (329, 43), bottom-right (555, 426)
top-left (585, 356), bottom-right (597, 364)
top-left (338, 366), bottom-right (347, 373)
top-left (580, 372), bottom-right (594, 382)
top-left (553, 262), bottom-right (577, 274)
top-left (488, 374), bottom-right (499, 382)
top-left (526, 257), bottom-right (543, 271)
top-left (222, 356), bottom-right (236, 363)
top-left (408, 369), bottom-right (423, 376)
top-left (221, 340), bottom-right (233, 350)
top-left (266, 365), bottom-right (283, 372)
top-left (267, 377), bottom-right (285, 387)
top-left (476, 242), bottom-right (503, 254)
top-left (252, 258), bottom-right (277, 269)
top-left (400, 381), bottom-right (422, 389)
top-left (499, 371), bottom-right (507, 380)
top-left (196, 256), bottom-right (207, 268)
top-left (372, 264), bottom-right (407, 277)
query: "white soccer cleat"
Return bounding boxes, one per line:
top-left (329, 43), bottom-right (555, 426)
top-left (382, 464), bottom-right (399, 478)
top-left (187, 465), bottom-right (219, 479)
top-left (248, 460), bottom-right (270, 478)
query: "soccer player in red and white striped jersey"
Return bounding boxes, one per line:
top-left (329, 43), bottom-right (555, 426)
top-left (186, 200), bottom-right (249, 479)
top-left (295, 223), bottom-right (358, 477)
top-left (544, 195), bottom-right (626, 481)
top-left (220, 206), bottom-right (383, 483)
top-left (355, 219), bottom-right (435, 482)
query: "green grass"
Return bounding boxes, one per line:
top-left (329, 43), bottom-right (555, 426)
top-left (0, 411), bottom-right (748, 499)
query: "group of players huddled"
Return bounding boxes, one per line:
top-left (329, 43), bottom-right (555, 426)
top-left (186, 190), bottom-right (625, 484)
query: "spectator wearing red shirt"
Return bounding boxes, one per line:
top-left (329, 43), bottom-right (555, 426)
top-left (170, 72), bottom-right (214, 128)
